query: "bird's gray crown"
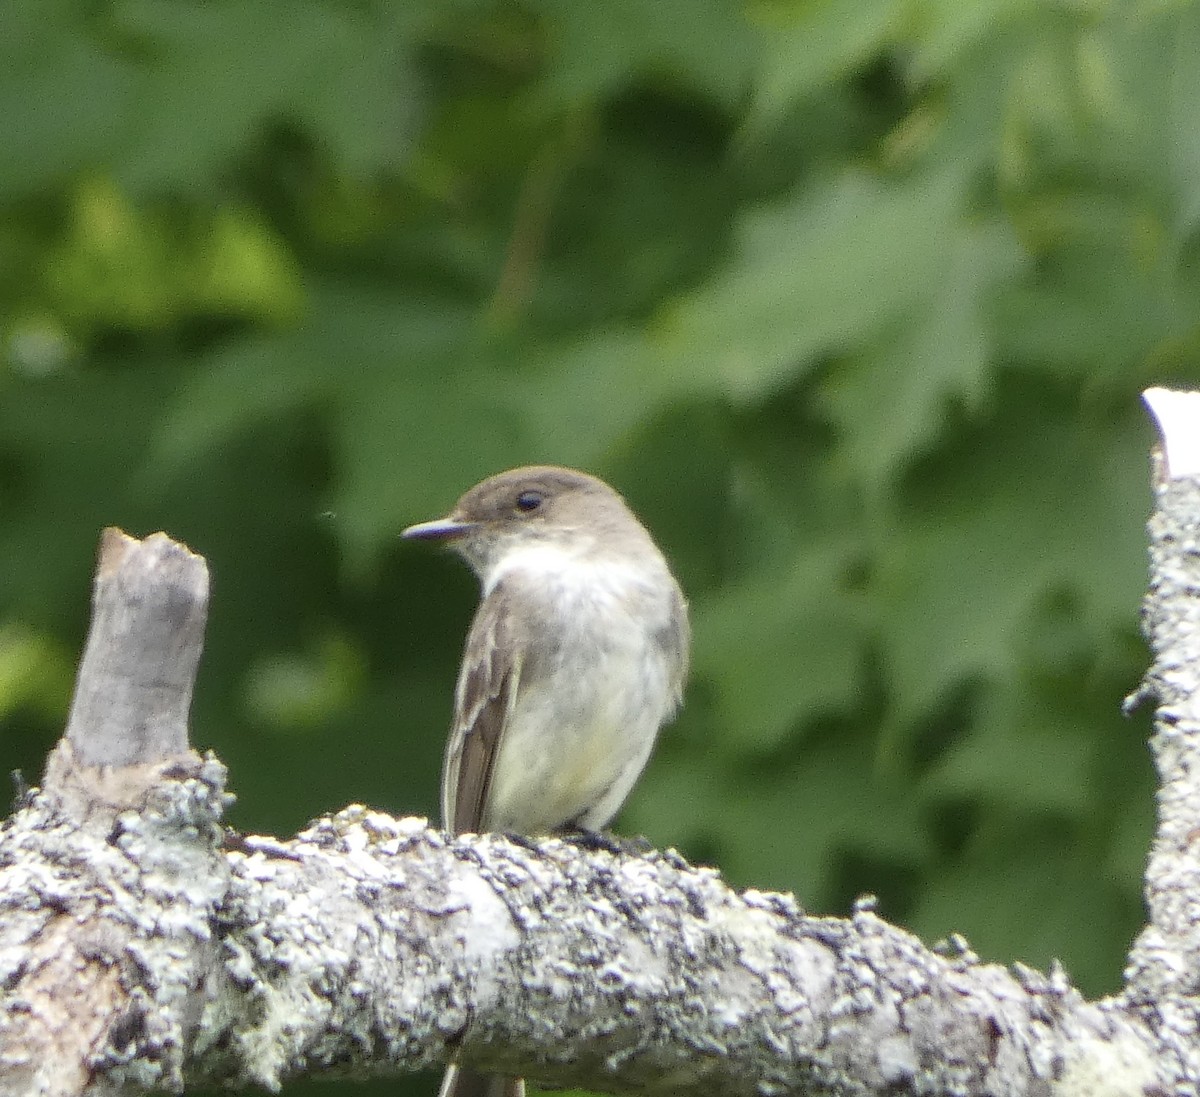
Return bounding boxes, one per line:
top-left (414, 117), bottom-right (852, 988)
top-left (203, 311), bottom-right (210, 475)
top-left (403, 465), bottom-right (659, 580)
top-left (456, 466), bottom-right (623, 524)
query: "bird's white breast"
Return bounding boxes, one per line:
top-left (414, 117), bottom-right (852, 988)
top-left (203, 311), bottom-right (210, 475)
top-left (480, 539), bottom-right (681, 833)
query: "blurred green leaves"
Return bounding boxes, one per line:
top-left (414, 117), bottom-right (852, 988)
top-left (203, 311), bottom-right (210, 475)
top-left (665, 170), bottom-right (974, 402)
top-left (0, 624), bottom-right (73, 722)
top-left (0, 2), bottom-right (1187, 1094)
top-left (41, 177), bottom-right (302, 336)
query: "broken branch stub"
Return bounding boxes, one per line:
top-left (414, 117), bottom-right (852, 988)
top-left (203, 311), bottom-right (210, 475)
top-left (42, 529), bottom-right (210, 816)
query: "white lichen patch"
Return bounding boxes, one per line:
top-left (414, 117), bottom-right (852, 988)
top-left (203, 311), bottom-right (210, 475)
top-left (1054, 1031), bottom-right (1157, 1097)
top-left (876, 1033), bottom-right (918, 1083)
top-left (454, 873), bottom-right (520, 968)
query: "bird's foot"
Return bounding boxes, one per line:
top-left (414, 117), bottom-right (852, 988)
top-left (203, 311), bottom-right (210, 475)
top-left (559, 827), bottom-right (653, 856)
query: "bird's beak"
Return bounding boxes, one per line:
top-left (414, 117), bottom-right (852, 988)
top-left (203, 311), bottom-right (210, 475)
top-left (401, 516), bottom-right (476, 542)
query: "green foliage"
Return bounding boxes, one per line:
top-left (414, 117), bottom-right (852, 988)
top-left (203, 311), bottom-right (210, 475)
top-left (1, 0), bottom-right (1190, 1092)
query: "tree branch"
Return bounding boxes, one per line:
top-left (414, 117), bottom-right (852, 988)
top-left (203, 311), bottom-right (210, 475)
top-left (3, 389), bottom-right (1200, 1094)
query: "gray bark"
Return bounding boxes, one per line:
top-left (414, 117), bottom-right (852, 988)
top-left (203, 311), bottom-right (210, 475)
top-left (1, 389), bottom-right (1199, 1095)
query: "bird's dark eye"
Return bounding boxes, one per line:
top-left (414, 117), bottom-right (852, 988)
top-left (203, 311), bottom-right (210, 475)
top-left (515, 490), bottom-right (543, 513)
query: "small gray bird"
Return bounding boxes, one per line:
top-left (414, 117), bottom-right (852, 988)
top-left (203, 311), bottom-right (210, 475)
top-left (403, 465), bottom-right (689, 1097)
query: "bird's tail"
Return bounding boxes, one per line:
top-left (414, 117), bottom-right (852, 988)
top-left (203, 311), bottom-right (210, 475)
top-left (438, 1064), bottom-right (524, 1097)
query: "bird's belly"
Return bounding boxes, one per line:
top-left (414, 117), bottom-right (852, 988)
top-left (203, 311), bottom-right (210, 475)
top-left (483, 644), bottom-right (668, 834)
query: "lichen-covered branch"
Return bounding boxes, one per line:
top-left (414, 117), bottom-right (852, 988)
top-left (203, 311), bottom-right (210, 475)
top-left (0, 789), bottom-right (1159, 1096)
top-left (6, 386), bottom-right (1200, 1096)
top-left (1120, 388), bottom-right (1200, 1087)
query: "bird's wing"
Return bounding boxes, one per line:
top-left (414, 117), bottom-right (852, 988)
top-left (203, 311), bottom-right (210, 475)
top-left (442, 586), bottom-right (523, 834)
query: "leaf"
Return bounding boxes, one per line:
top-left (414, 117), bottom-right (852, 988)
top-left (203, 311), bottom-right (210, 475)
top-left (910, 821), bottom-right (1142, 997)
top-left (150, 334), bottom-right (330, 472)
top-left (629, 738), bottom-right (931, 899)
top-left (692, 539), bottom-right (865, 751)
top-left (747, 0), bottom-right (906, 130)
top-left (1166, 4), bottom-right (1200, 235)
top-left (909, 0), bottom-right (1028, 80)
top-left (509, 328), bottom-right (704, 467)
top-left (243, 630), bottom-right (365, 730)
top-left (997, 249), bottom-right (1190, 379)
top-left (529, 0), bottom-right (757, 111)
top-left (871, 386), bottom-right (1150, 743)
top-left (113, 0), bottom-right (420, 189)
top-left (924, 680), bottom-right (1100, 817)
top-left (0, 2), bottom-right (136, 199)
top-left (0, 624), bottom-right (73, 720)
top-left (661, 169), bottom-right (968, 402)
top-left (817, 216), bottom-right (1025, 495)
top-left (0, 366), bottom-right (179, 626)
top-left (40, 179), bottom-right (304, 336)
top-left (332, 363), bottom-right (527, 575)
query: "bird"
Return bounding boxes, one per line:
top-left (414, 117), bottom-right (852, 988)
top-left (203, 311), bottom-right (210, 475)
top-left (403, 465), bottom-right (689, 1097)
